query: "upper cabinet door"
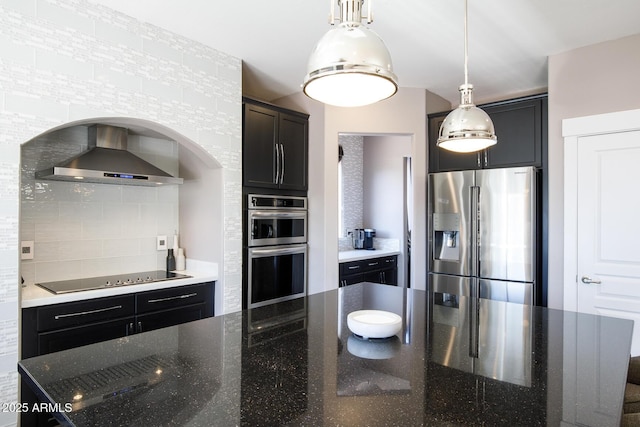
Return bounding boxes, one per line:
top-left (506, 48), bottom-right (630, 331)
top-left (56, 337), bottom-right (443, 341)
top-left (243, 103), bottom-right (279, 188)
top-left (428, 95), bottom-right (547, 173)
top-left (483, 97), bottom-right (545, 169)
top-left (243, 98), bottom-right (309, 193)
top-left (278, 113), bottom-right (308, 192)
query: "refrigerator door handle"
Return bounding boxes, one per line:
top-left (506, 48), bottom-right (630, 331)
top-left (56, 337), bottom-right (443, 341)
top-left (470, 185), bottom-right (480, 277)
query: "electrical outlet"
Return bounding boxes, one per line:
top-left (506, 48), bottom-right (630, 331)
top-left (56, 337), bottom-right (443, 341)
top-left (21, 241), bottom-right (34, 260)
top-left (157, 235), bottom-right (168, 251)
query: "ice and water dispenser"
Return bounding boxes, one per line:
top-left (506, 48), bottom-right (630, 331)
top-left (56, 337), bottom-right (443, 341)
top-left (433, 213), bottom-right (460, 261)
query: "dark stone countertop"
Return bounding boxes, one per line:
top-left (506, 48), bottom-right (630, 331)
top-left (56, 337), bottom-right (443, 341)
top-left (18, 283), bottom-right (633, 426)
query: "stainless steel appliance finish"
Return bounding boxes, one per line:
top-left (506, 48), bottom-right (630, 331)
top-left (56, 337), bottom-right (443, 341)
top-left (246, 194), bottom-right (308, 309)
top-left (352, 229), bottom-right (365, 249)
top-left (247, 194), bottom-right (307, 247)
top-left (36, 270), bottom-right (192, 294)
top-left (428, 166), bottom-right (537, 305)
top-left (35, 125), bottom-right (183, 186)
top-left (430, 278), bottom-right (533, 387)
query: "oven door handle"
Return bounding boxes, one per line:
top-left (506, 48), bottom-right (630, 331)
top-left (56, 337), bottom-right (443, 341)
top-left (249, 212), bottom-right (306, 219)
top-left (250, 246), bottom-right (306, 256)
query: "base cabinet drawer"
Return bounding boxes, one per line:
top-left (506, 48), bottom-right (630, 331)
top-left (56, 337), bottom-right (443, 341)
top-left (136, 283), bottom-right (211, 314)
top-left (36, 294), bottom-right (135, 332)
top-left (339, 255), bottom-right (398, 287)
top-left (135, 303), bottom-right (210, 333)
top-left (37, 316), bottom-right (135, 356)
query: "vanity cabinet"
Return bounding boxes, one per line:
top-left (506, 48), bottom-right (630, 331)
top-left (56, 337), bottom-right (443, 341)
top-left (22, 282), bottom-right (215, 358)
top-left (243, 97), bottom-right (309, 193)
top-left (339, 255), bottom-right (398, 287)
top-left (428, 94), bottom-right (547, 172)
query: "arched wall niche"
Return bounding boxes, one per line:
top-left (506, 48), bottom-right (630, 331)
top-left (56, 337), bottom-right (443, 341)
top-left (20, 117), bottom-right (225, 313)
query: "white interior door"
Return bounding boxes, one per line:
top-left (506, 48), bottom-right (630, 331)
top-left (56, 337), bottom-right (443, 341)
top-left (575, 129), bottom-right (640, 355)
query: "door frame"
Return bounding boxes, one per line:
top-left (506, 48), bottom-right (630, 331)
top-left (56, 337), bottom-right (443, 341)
top-left (562, 108), bottom-right (640, 311)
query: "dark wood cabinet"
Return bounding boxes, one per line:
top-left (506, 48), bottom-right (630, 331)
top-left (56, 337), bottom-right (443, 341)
top-left (22, 282), bottom-right (214, 358)
top-left (339, 255), bottom-right (398, 287)
top-left (428, 94), bottom-right (547, 172)
top-left (243, 97), bottom-right (309, 193)
top-left (135, 283), bottom-right (213, 333)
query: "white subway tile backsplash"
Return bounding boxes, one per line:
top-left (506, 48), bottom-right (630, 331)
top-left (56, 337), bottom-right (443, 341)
top-left (82, 218), bottom-right (122, 240)
top-left (58, 239), bottom-right (102, 260)
top-left (122, 185), bottom-right (158, 203)
top-left (35, 259), bottom-right (83, 282)
top-left (33, 241), bottom-right (59, 262)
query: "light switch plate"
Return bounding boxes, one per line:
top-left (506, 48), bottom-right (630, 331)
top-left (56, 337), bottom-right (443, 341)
top-left (21, 241), bottom-right (34, 260)
top-left (157, 235), bottom-right (168, 251)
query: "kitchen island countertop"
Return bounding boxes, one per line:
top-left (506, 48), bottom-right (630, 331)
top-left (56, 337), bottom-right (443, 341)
top-left (18, 282), bottom-right (633, 426)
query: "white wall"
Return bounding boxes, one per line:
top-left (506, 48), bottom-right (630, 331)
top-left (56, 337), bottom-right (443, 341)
top-left (363, 135), bottom-right (412, 287)
top-left (0, 1), bottom-right (242, 423)
top-left (547, 33), bottom-right (640, 309)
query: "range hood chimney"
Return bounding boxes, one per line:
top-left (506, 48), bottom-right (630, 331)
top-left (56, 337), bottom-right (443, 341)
top-left (35, 125), bottom-right (183, 186)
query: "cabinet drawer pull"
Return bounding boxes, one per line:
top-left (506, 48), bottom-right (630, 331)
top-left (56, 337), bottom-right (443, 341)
top-left (147, 292), bottom-right (198, 303)
top-left (348, 266), bottom-right (359, 270)
top-left (367, 262), bottom-right (379, 266)
top-left (54, 305), bottom-right (123, 320)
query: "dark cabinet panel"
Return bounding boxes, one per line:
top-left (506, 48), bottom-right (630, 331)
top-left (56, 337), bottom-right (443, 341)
top-left (428, 94), bottom-right (546, 172)
top-left (136, 303), bottom-right (208, 333)
top-left (243, 97), bottom-right (309, 193)
top-left (243, 103), bottom-right (279, 188)
top-left (483, 98), bottom-right (543, 168)
top-left (36, 294), bottom-right (135, 332)
top-left (339, 255), bottom-right (398, 287)
top-left (136, 283), bottom-right (210, 314)
top-left (22, 282), bottom-right (215, 359)
top-left (37, 316), bottom-right (135, 356)
top-left (278, 113), bottom-right (308, 191)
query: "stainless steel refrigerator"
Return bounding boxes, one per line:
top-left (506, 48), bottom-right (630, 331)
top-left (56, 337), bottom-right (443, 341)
top-left (428, 166), bottom-right (538, 386)
top-left (428, 166), bottom-right (538, 306)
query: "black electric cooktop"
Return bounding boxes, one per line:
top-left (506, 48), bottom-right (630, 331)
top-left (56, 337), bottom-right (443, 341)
top-left (36, 270), bottom-right (192, 294)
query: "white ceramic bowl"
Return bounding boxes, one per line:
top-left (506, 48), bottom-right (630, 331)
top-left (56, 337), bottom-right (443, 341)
top-left (347, 310), bottom-right (402, 339)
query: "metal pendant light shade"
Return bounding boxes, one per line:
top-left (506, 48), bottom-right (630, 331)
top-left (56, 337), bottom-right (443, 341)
top-left (437, 0), bottom-right (497, 153)
top-left (438, 84), bottom-right (497, 153)
top-left (303, 0), bottom-right (398, 107)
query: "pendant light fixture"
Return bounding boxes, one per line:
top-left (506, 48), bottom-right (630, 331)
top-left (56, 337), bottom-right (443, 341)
top-left (437, 0), bottom-right (497, 153)
top-left (303, 0), bottom-right (398, 107)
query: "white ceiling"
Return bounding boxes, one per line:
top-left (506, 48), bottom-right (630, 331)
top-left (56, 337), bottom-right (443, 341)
top-left (89, 0), bottom-right (640, 105)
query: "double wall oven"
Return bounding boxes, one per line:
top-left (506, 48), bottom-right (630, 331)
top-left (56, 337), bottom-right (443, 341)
top-left (244, 194), bottom-right (307, 309)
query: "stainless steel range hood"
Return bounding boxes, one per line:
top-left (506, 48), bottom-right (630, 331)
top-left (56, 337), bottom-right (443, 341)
top-left (35, 125), bottom-right (183, 186)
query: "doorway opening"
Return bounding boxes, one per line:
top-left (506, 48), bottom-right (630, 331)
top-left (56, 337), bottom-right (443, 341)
top-left (338, 133), bottom-right (412, 287)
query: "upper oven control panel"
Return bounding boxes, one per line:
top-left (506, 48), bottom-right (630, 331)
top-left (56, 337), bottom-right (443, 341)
top-left (248, 194), bottom-right (307, 210)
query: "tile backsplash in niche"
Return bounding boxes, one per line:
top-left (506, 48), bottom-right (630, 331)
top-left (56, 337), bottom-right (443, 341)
top-left (20, 125), bottom-right (180, 284)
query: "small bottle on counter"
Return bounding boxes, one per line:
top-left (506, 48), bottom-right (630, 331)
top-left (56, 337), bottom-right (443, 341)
top-left (176, 248), bottom-right (186, 271)
top-left (166, 248), bottom-right (176, 271)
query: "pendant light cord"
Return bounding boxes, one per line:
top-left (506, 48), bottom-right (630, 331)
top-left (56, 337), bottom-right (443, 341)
top-left (464, 0), bottom-right (469, 87)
